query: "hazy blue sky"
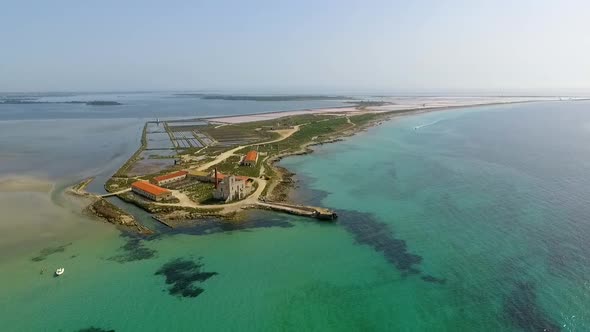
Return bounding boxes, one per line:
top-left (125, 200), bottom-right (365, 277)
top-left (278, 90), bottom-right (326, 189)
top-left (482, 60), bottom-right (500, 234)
top-left (1, 0), bottom-right (589, 93)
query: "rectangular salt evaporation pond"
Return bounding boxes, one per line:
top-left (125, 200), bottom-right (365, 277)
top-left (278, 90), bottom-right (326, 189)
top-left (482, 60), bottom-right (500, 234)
top-left (199, 137), bottom-right (213, 145)
top-left (127, 150), bottom-right (176, 176)
top-left (169, 131), bottom-right (187, 139)
top-left (166, 121), bottom-right (207, 127)
top-left (174, 139), bottom-right (202, 148)
top-left (146, 122), bottom-right (166, 133)
top-left (174, 139), bottom-right (188, 148)
top-left (194, 132), bottom-right (213, 145)
top-left (147, 132), bottom-right (174, 149)
top-left (190, 139), bottom-right (202, 147)
top-left (171, 131), bottom-right (203, 147)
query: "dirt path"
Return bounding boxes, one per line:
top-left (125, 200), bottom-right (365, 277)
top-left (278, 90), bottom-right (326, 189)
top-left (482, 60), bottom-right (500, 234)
top-left (149, 126), bottom-right (299, 212)
top-left (153, 178), bottom-right (268, 213)
top-left (100, 188), bottom-right (131, 197)
top-left (194, 125), bottom-right (300, 171)
top-left (345, 115), bottom-right (355, 127)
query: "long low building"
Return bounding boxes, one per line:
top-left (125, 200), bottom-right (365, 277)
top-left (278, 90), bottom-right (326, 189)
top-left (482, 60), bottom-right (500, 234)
top-left (187, 170), bottom-right (211, 182)
top-left (153, 170), bottom-right (188, 186)
top-left (242, 150), bottom-right (258, 166)
top-left (132, 181), bottom-right (172, 201)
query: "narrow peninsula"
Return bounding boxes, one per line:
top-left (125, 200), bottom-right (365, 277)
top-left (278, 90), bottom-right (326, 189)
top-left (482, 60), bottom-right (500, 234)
top-left (76, 96), bottom-right (571, 232)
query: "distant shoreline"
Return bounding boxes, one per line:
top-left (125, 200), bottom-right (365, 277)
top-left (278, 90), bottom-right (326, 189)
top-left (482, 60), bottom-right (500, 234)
top-left (203, 96), bottom-right (578, 124)
top-left (260, 97), bottom-right (590, 204)
top-left (173, 93), bottom-right (355, 102)
top-left (0, 99), bottom-right (122, 106)
top-left (76, 97), bottom-right (587, 233)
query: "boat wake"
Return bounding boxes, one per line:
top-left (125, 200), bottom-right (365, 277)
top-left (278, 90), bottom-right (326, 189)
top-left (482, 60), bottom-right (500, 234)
top-left (414, 120), bottom-right (442, 130)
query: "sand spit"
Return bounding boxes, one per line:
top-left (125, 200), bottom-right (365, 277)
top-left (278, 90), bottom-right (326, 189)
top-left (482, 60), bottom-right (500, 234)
top-left (210, 107), bottom-right (358, 123)
top-left (0, 176), bottom-right (54, 193)
top-left (208, 96), bottom-right (574, 124)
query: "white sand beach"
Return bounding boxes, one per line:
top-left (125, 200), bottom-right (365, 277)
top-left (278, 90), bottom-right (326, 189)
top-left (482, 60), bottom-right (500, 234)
top-left (207, 96), bottom-right (571, 124)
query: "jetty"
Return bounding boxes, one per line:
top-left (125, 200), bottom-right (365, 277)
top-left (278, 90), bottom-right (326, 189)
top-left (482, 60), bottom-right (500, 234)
top-left (256, 201), bottom-right (338, 220)
top-left (152, 215), bottom-right (173, 228)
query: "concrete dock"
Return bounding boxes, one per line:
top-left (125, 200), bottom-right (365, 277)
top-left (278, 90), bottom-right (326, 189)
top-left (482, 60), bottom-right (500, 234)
top-left (152, 215), bottom-right (174, 228)
top-left (256, 201), bottom-right (338, 220)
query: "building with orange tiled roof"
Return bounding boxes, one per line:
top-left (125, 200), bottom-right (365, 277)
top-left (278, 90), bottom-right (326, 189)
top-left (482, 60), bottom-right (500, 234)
top-left (235, 175), bottom-right (254, 187)
top-left (132, 181), bottom-right (172, 201)
top-left (152, 170), bottom-right (187, 186)
top-left (241, 150), bottom-right (258, 167)
top-left (213, 171), bottom-right (225, 182)
top-left (187, 170), bottom-right (210, 182)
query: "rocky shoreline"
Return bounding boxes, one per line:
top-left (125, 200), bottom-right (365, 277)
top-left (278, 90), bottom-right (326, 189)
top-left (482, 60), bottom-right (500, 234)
top-left (84, 198), bottom-right (154, 235)
top-left (67, 178), bottom-right (154, 235)
top-left (75, 111), bottom-right (398, 233)
top-left (264, 113), bottom-right (394, 202)
top-left (77, 100), bottom-right (535, 233)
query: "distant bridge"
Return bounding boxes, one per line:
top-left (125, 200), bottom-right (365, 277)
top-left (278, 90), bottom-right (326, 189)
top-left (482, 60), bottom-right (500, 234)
top-left (100, 188), bottom-right (132, 198)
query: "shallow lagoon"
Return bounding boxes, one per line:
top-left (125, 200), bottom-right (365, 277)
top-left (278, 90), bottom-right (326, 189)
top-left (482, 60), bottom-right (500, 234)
top-left (1, 97), bottom-right (590, 331)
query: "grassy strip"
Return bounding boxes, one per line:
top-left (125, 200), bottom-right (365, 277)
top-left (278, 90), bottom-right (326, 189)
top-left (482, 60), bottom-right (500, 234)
top-left (110, 122), bottom-right (148, 179)
top-left (118, 192), bottom-right (223, 215)
top-left (182, 182), bottom-right (215, 203)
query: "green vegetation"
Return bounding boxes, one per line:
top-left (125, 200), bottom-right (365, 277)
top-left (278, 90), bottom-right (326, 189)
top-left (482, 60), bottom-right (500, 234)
top-left (118, 192), bottom-right (222, 215)
top-left (86, 198), bottom-right (135, 226)
top-left (288, 116), bottom-right (350, 143)
top-left (233, 162), bottom-right (263, 178)
top-left (199, 123), bottom-right (279, 145)
top-left (104, 110), bottom-right (391, 218)
top-left (111, 123), bottom-right (148, 178)
top-left (182, 182), bottom-right (215, 203)
top-left (237, 115), bottom-right (352, 157)
top-left (105, 177), bottom-right (134, 192)
top-left (208, 152), bottom-right (267, 178)
top-left (160, 197), bottom-right (180, 204)
top-left (349, 113), bottom-right (382, 126)
top-left (210, 155), bottom-right (241, 173)
top-left (347, 100), bottom-right (391, 108)
top-left (140, 166), bottom-right (184, 183)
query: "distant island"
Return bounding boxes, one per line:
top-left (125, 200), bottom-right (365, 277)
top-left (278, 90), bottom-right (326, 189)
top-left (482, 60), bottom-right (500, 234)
top-left (0, 99), bottom-right (122, 106)
top-left (346, 100), bottom-right (393, 107)
top-left (174, 94), bottom-right (354, 101)
top-left (84, 101), bottom-right (122, 106)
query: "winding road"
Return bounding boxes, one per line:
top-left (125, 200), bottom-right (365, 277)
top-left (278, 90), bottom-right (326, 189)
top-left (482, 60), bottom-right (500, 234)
top-left (152, 125), bottom-right (305, 211)
top-left (152, 178), bottom-right (267, 213)
top-left (194, 125), bottom-right (300, 171)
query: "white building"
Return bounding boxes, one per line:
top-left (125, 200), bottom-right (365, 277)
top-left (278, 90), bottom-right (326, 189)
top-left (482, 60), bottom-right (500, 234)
top-left (131, 181), bottom-right (172, 201)
top-left (213, 176), bottom-right (246, 202)
top-left (153, 170), bottom-right (187, 186)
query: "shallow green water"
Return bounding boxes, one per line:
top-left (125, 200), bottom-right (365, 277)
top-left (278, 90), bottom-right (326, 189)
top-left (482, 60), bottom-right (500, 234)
top-left (2, 101), bottom-right (590, 331)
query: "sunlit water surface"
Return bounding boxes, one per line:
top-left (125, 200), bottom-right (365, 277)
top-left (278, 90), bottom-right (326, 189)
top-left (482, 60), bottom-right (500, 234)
top-left (1, 96), bottom-right (589, 331)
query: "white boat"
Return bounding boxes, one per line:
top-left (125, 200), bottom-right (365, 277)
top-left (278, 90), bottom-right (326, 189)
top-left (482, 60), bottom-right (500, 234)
top-left (55, 268), bottom-right (65, 276)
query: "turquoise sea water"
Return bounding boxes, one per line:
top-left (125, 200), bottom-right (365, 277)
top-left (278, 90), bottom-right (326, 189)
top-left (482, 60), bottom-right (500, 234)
top-left (2, 99), bottom-right (590, 331)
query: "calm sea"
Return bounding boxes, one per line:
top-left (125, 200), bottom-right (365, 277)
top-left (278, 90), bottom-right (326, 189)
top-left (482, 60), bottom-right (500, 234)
top-left (1, 96), bottom-right (589, 331)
